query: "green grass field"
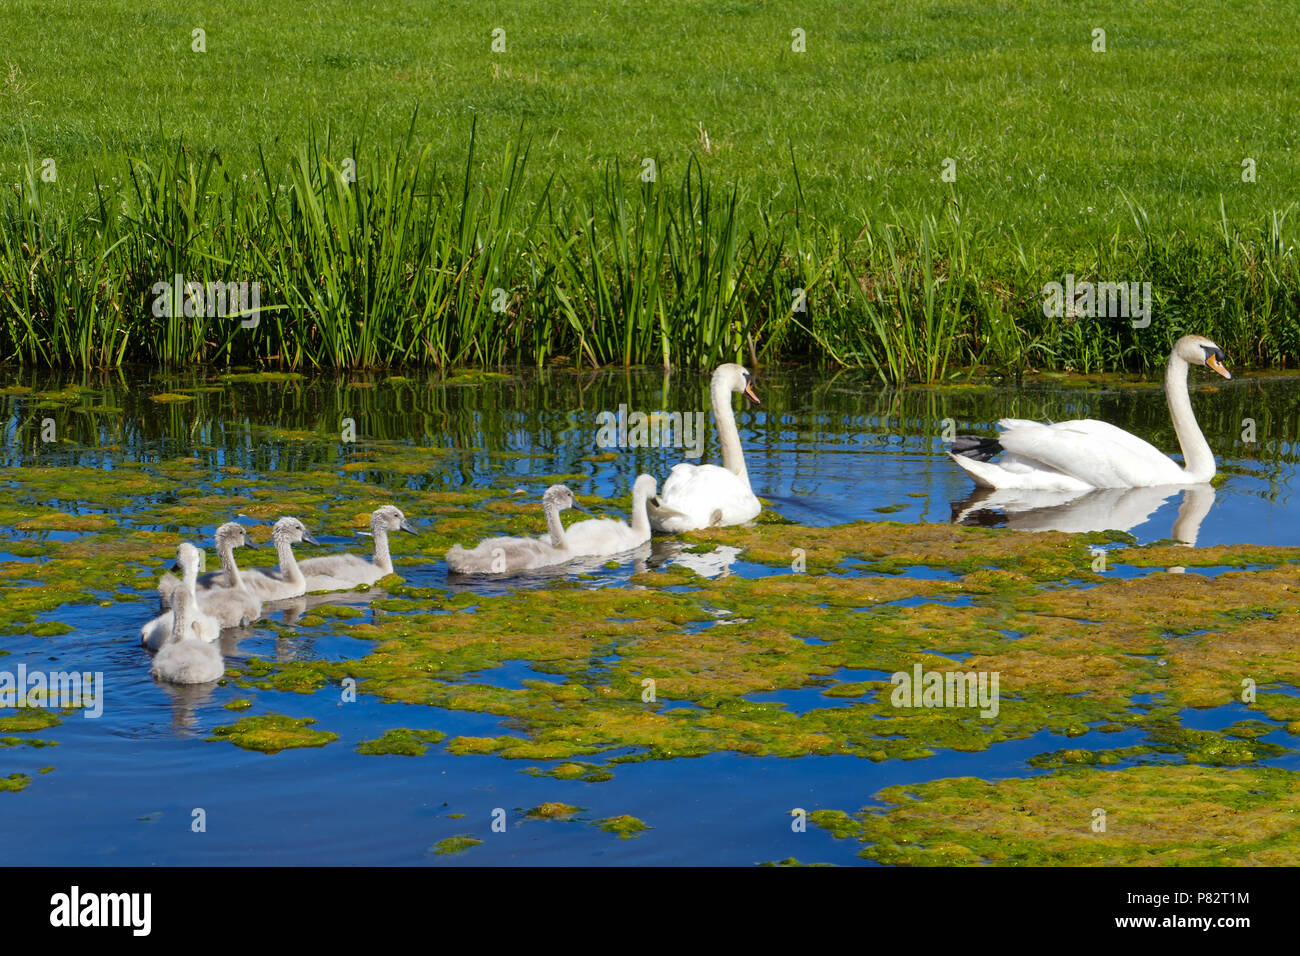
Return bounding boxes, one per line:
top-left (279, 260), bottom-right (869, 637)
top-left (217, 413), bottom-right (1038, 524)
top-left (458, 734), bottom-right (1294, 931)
top-left (1, 1), bottom-right (1298, 372)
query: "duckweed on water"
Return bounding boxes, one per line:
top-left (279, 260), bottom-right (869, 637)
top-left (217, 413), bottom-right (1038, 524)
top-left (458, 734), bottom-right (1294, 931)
top-left (1, 772), bottom-right (32, 793)
top-left (526, 802), bottom-right (582, 820)
top-left (309, 605), bottom-right (366, 619)
top-left (759, 858), bottom-right (836, 867)
top-left (1025, 719), bottom-right (1294, 770)
top-left (430, 835), bottom-right (482, 856)
top-left (525, 761), bottom-right (615, 783)
top-left (356, 728), bottom-right (448, 756)
top-left (0, 711), bottom-right (61, 732)
top-left (4, 432), bottom-right (1300, 860)
top-left (208, 715), bottom-right (339, 754)
top-left (811, 765), bottom-right (1300, 865)
top-left (594, 815), bottom-right (650, 839)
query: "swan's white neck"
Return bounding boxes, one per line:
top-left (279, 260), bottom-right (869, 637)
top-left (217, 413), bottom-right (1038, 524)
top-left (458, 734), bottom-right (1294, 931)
top-left (369, 520), bottom-right (393, 574)
top-left (711, 375), bottom-right (751, 487)
top-left (1165, 352), bottom-right (1215, 481)
top-left (273, 534), bottom-right (305, 585)
top-left (182, 555), bottom-right (199, 595)
top-left (216, 539), bottom-right (244, 589)
top-left (631, 487), bottom-right (651, 537)
top-left (543, 501), bottom-right (568, 550)
top-left (169, 591), bottom-right (194, 645)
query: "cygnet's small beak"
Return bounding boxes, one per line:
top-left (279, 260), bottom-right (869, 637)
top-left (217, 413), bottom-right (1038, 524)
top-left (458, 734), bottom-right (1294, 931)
top-left (169, 562), bottom-right (181, 574)
top-left (1207, 353), bottom-right (1231, 380)
top-left (302, 532), bottom-right (320, 546)
top-left (242, 537), bottom-right (258, 549)
top-left (399, 518), bottom-right (419, 535)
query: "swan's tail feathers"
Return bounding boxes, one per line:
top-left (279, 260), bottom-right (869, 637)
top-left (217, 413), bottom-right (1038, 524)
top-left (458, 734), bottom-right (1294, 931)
top-left (444, 545), bottom-right (474, 575)
top-left (950, 435), bottom-right (1003, 462)
top-left (947, 451), bottom-right (1002, 489)
top-left (646, 496), bottom-right (693, 533)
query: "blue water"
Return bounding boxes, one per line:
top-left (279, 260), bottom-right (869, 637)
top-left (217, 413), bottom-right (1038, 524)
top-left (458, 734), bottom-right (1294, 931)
top-left (2, 367), bottom-right (1298, 865)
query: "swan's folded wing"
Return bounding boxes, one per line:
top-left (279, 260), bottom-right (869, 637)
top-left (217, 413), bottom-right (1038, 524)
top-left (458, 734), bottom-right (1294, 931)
top-left (1037, 419), bottom-right (1173, 464)
top-left (997, 419), bottom-right (1179, 487)
top-left (658, 464), bottom-right (753, 511)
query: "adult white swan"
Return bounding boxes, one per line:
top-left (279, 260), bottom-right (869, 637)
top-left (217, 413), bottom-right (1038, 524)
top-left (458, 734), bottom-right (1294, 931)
top-left (949, 334), bottom-right (1230, 490)
top-left (648, 363), bottom-right (761, 532)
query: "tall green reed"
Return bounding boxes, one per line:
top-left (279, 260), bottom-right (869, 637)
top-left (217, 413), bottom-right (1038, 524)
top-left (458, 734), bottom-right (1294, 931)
top-left (1, 120), bottom-right (1298, 381)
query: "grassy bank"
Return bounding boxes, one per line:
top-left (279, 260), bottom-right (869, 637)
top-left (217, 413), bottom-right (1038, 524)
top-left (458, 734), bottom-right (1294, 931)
top-left (2, 0), bottom-right (1299, 377)
top-left (4, 0), bottom-right (1298, 244)
top-left (1, 126), bottom-right (1298, 378)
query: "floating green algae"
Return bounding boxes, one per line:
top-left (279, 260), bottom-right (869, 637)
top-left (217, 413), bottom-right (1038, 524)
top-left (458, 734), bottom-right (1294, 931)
top-left (525, 761), bottom-right (614, 783)
top-left (309, 604), bottom-right (366, 619)
top-left (0, 711), bottom-right (62, 733)
top-left (16, 513), bottom-right (116, 532)
top-left (811, 765), bottom-right (1300, 866)
top-left (526, 802), bottom-right (582, 820)
top-left (214, 518), bottom-right (1300, 768)
top-left (758, 858), bottom-right (836, 867)
top-left (1, 772), bottom-right (32, 793)
top-left (356, 728), bottom-right (447, 756)
top-left (593, 815), bottom-right (650, 839)
top-left (23, 621), bottom-right (74, 637)
top-left (208, 715), bottom-right (338, 754)
top-left (430, 835), bottom-right (482, 855)
top-left (7, 435), bottom-right (1300, 861)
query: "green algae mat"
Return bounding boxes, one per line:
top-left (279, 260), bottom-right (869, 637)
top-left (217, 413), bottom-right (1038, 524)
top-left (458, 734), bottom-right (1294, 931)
top-left (3, 432), bottom-right (1300, 865)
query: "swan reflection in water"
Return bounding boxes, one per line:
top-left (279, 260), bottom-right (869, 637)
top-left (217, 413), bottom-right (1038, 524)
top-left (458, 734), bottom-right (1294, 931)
top-left (156, 681), bottom-right (219, 734)
top-left (951, 483), bottom-right (1217, 547)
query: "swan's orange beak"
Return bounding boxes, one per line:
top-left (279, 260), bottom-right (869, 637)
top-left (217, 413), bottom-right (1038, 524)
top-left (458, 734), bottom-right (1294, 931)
top-left (743, 381), bottom-right (761, 404)
top-left (1207, 353), bottom-right (1231, 379)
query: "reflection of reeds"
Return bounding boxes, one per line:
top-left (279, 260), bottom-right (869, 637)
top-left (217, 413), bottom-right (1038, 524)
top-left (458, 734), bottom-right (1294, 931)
top-left (2, 120), bottom-right (1298, 380)
top-left (6, 368), bottom-right (1300, 488)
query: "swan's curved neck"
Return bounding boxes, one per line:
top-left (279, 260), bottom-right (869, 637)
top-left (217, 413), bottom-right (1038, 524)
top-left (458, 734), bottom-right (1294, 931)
top-left (216, 539), bottom-right (244, 589)
top-left (183, 556), bottom-right (200, 595)
top-left (711, 376), bottom-right (750, 486)
top-left (370, 521), bottom-right (393, 574)
top-left (169, 592), bottom-right (193, 645)
top-left (274, 534), bottom-right (305, 585)
top-left (544, 501), bottom-right (568, 550)
top-left (631, 488), bottom-right (651, 537)
top-left (1166, 353), bottom-right (1215, 481)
